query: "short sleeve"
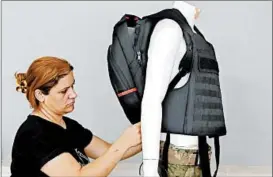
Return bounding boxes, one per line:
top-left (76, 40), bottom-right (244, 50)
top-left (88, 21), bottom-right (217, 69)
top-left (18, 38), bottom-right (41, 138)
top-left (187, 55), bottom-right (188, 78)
top-left (34, 139), bottom-right (68, 168)
top-left (69, 119), bottom-right (94, 149)
top-left (25, 135), bottom-right (69, 169)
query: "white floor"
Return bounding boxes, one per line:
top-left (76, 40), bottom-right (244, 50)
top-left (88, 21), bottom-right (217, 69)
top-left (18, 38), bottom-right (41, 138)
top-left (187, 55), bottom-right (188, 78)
top-left (1, 163), bottom-right (272, 176)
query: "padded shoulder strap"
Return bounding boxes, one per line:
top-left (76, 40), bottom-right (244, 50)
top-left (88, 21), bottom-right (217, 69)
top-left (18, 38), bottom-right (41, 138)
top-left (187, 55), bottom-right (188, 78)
top-left (143, 8), bottom-right (194, 36)
top-left (145, 8), bottom-right (194, 71)
top-left (144, 9), bottom-right (195, 93)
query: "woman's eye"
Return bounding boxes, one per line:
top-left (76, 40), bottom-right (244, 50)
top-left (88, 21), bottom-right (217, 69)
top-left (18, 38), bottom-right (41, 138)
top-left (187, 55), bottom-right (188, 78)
top-left (61, 90), bottom-right (67, 94)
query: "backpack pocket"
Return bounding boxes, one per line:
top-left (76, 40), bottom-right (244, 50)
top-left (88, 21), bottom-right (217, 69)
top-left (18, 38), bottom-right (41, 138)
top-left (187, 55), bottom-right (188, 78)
top-left (107, 45), bottom-right (141, 124)
top-left (118, 88), bottom-right (141, 124)
top-left (107, 45), bottom-right (129, 91)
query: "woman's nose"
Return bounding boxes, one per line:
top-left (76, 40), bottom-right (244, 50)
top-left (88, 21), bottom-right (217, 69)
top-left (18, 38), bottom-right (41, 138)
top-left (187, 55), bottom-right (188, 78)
top-left (69, 87), bottom-right (77, 99)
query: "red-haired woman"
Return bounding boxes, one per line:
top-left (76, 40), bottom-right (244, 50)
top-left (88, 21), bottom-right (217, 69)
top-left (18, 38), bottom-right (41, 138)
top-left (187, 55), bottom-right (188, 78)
top-left (11, 56), bottom-right (142, 177)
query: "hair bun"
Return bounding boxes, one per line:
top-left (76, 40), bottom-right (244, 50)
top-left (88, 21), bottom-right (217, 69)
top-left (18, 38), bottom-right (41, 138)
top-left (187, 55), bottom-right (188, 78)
top-left (15, 72), bottom-right (27, 94)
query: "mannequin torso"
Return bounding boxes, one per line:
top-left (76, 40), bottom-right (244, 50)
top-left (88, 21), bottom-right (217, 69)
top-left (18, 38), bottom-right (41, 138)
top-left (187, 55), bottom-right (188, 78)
top-left (160, 1), bottom-right (198, 148)
top-left (141, 1), bottom-right (200, 176)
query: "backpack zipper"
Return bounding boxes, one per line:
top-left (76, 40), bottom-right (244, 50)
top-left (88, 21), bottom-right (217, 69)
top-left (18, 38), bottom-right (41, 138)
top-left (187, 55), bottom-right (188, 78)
top-left (137, 51), bottom-right (142, 65)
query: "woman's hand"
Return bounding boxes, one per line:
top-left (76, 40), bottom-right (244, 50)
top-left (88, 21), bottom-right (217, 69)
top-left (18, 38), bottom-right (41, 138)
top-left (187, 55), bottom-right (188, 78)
top-left (117, 122), bottom-right (142, 150)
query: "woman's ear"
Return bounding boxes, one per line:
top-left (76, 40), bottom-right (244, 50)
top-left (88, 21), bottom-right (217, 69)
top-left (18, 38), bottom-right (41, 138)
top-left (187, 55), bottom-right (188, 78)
top-left (34, 89), bottom-right (45, 103)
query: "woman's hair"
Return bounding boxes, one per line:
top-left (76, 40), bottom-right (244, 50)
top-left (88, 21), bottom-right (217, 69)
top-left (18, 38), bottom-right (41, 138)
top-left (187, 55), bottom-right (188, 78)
top-left (15, 56), bottom-right (74, 109)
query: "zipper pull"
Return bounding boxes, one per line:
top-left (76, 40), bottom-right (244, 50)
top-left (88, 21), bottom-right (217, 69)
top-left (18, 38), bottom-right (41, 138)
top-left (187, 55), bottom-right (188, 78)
top-left (137, 51), bottom-right (141, 64)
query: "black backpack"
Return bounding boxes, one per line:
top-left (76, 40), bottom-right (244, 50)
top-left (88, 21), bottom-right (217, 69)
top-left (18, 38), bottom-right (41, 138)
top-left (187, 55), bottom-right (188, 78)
top-left (107, 8), bottom-right (226, 177)
top-left (107, 9), bottom-right (192, 124)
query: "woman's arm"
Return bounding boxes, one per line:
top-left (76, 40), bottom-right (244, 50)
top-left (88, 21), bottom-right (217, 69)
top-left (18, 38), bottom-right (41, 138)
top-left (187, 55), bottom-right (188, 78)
top-left (84, 136), bottom-right (111, 159)
top-left (80, 140), bottom-right (128, 176)
top-left (84, 135), bottom-right (142, 160)
top-left (41, 138), bottom-right (127, 177)
top-left (41, 122), bottom-right (141, 177)
top-left (121, 143), bottom-right (142, 160)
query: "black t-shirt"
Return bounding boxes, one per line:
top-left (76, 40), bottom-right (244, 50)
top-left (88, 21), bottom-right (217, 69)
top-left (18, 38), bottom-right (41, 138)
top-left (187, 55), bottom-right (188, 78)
top-left (10, 114), bottom-right (93, 177)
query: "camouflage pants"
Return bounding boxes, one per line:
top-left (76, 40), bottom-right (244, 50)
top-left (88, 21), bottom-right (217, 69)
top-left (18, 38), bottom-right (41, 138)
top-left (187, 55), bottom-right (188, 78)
top-left (159, 141), bottom-right (212, 177)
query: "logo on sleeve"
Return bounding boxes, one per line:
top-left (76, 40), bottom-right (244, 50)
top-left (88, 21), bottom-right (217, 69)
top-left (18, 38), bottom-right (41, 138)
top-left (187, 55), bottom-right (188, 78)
top-left (74, 148), bottom-right (90, 166)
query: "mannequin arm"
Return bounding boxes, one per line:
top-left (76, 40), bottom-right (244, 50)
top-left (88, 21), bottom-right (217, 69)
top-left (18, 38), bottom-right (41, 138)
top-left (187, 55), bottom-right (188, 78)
top-left (141, 19), bottom-right (182, 176)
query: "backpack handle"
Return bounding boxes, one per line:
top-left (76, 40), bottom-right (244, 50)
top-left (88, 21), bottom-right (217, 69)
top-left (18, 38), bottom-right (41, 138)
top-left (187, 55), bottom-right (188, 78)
top-left (114, 14), bottom-right (140, 29)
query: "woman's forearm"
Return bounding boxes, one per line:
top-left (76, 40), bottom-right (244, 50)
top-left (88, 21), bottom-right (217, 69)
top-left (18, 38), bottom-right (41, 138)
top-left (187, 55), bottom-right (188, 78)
top-left (121, 144), bottom-right (142, 160)
top-left (79, 140), bottom-right (127, 177)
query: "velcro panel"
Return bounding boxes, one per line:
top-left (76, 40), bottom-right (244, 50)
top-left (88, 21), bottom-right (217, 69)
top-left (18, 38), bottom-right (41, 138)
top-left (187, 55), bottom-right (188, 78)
top-left (198, 56), bottom-right (219, 74)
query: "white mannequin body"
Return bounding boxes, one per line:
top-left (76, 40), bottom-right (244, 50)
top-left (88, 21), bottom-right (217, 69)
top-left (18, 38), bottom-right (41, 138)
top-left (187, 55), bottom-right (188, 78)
top-left (141, 1), bottom-right (200, 176)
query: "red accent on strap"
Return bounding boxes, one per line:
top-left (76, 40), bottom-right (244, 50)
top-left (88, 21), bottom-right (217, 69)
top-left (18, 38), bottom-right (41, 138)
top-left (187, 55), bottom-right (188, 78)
top-left (134, 17), bottom-right (139, 21)
top-left (117, 88), bottom-right (137, 97)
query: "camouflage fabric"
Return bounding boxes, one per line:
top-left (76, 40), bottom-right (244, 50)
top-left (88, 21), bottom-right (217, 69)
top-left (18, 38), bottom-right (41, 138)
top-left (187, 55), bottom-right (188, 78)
top-left (159, 141), bottom-right (212, 177)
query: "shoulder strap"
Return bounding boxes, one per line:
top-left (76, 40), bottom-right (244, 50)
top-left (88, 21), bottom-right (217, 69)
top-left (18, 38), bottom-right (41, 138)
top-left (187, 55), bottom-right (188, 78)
top-left (162, 132), bottom-right (170, 175)
top-left (143, 8), bottom-right (194, 54)
top-left (144, 8), bottom-right (194, 35)
top-left (213, 136), bottom-right (220, 177)
top-left (194, 25), bottom-right (215, 48)
top-left (194, 25), bottom-right (206, 40)
top-left (166, 35), bottom-right (193, 93)
top-left (198, 136), bottom-right (220, 177)
top-left (144, 8), bottom-right (195, 93)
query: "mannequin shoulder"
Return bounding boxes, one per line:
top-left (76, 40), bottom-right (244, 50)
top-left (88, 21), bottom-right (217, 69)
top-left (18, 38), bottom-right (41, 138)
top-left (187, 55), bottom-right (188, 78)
top-left (151, 19), bottom-right (183, 38)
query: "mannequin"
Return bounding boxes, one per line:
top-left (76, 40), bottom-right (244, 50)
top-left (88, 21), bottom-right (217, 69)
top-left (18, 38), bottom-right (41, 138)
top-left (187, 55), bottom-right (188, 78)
top-left (141, 1), bottom-right (202, 176)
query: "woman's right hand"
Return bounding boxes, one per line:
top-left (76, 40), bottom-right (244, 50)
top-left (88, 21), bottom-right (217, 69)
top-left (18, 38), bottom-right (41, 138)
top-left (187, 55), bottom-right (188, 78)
top-left (117, 122), bottom-right (142, 150)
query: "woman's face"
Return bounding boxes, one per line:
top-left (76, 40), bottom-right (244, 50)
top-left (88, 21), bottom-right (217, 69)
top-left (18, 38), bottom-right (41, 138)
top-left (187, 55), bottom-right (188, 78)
top-left (42, 71), bottom-right (77, 115)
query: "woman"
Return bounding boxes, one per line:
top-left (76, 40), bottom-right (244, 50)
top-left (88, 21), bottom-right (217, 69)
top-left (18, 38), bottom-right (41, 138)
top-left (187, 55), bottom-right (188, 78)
top-left (11, 56), bottom-right (142, 177)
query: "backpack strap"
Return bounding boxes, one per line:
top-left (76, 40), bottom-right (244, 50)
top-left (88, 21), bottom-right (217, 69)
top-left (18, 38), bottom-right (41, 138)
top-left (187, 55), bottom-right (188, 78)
top-left (193, 25), bottom-right (216, 50)
top-left (144, 8), bottom-right (195, 36)
top-left (161, 132), bottom-right (170, 176)
top-left (143, 8), bottom-right (195, 92)
top-left (166, 32), bottom-right (193, 93)
top-left (146, 8), bottom-right (195, 81)
top-left (198, 136), bottom-right (221, 177)
top-left (198, 136), bottom-right (212, 177)
top-left (194, 25), bottom-right (206, 40)
top-left (213, 136), bottom-right (220, 177)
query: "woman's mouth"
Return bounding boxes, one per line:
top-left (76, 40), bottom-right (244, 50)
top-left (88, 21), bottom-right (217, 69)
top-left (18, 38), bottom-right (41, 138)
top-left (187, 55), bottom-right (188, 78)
top-left (67, 101), bottom-right (75, 106)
